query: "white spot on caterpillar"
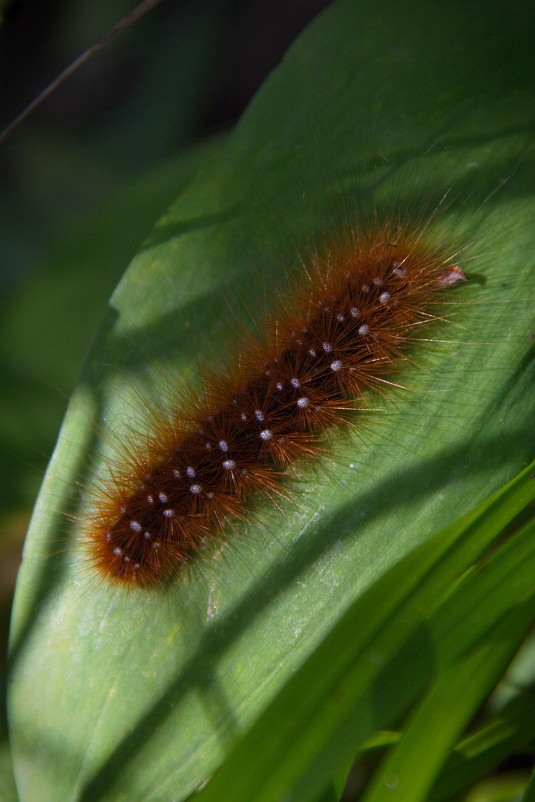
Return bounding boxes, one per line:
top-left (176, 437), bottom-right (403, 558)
top-left (113, 547), bottom-right (122, 556)
top-left (146, 495), bottom-right (154, 504)
top-left (240, 413), bottom-right (247, 422)
top-left (374, 277), bottom-right (384, 286)
top-left (190, 484), bottom-right (202, 494)
top-left (219, 440), bottom-right (229, 452)
top-left (163, 509), bottom-right (175, 518)
top-left (336, 314), bottom-right (344, 322)
top-left (379, 292), bottom-right (390, 304)
top-left (297, 397), bottom-right (310, 408)
top-left (435, 265), bottom-right (466, 288)
top-left (223, 459), bottom-right (236, 470)
top-left (309, 348), bottom-right (317, 357)
top-left (152, 541), bottom-right (161, 549)
top-left (322, 342), bottom-right (333, 352)
top-left (144, 532), bottom-right (151, 539)
top-left (186, 467), bottom-right (196, 478)
top-left (276, 382), bottom-right (284, 391)
top-left (359, 324), bottom-right (370, 335)
top-left (158, 492), bottom-right (168, 503)
top-left (330, 360), bottom-right (343, 371)
top-left (291, 377), bottom-right (300, 388)
top-left (172, 469), bottom-right (180, 478)
top-left (260, 429), bottom-right (273, 441)
top-left (130, 521), bottom-right (142, 532)
top-left (255, 409), bottom-right (265, 421)
top-left (350, 307), bottom-right (360, 318)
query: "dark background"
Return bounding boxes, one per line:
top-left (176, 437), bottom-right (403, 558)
top-left (0, 0), bottom-right (330, 289)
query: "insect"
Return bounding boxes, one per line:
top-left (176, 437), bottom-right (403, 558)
top-left (84, 219), bottom-right (466, 588)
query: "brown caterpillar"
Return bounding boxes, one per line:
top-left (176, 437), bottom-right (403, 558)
top-left (84, 222), bottom-right (465, 588)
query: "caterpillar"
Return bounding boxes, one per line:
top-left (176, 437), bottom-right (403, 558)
top-left (85, 221), bottom-right (466, 588)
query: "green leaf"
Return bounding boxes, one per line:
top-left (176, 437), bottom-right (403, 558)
top-left (361, 524), bottom-right (535, 802)
top-left (0, 135), bottom-right (226, 516)
top-left (193, 463), bottom-right (535, 802)
top-left (430, 689), bottom-right (535, 800)
top-left (523, 771), bottom-right (535, 802)
top-left (9, 1), bottom-right (535, 800)
top-left (0, 739), bottom-right (18, 802)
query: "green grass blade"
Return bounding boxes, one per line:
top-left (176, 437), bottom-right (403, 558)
top-left (523, 770), bottom-right (535, 802)
top-left (362, 524), bottom-right (535, 802)
top-left (0, 740), bottom-right (18, 802)
top-left (430, 689), bottom-right (535, 800)
top-left (194, 465), bottom-right (535, 802)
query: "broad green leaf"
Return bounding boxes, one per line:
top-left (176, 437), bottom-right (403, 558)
top-left (9, 1), bottom-right (535, 800)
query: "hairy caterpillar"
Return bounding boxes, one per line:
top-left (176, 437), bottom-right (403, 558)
top-left (85, 220), bottom-right (466, 588)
